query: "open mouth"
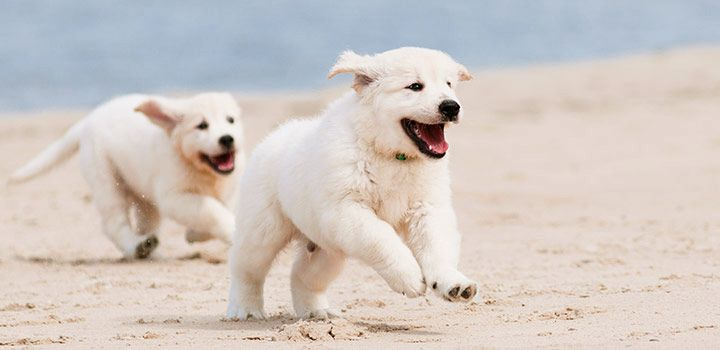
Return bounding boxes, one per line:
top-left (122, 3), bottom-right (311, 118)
top-left (200, 151), bottom-right (235, 175)
top-left (401, 119), bottom-right (449, 158)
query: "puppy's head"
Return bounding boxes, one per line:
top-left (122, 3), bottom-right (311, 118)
top-left (135, 93), bottom-right (243, 176)
top-left (329, 47), bottom-right (472, 159)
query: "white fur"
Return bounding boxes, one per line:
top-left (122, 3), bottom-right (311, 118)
top-left (227, 47), bottom-right (476, 320)
top-left (10, 93), bottom-right (245, 258)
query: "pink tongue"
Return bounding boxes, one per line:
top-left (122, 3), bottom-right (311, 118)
top-left (418, 124), bottom-right (449, 153)
top-left (213, 153), bottom-right (235, 171)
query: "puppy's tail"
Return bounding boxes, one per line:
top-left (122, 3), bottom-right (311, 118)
top-left (8, 120), bottom-right (85, 184)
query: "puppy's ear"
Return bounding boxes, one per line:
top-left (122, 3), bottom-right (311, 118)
top-left (328, 50), bottom-right (378, 93)
top-left (134, 99), bottom-right (181, 132)
top-left (458, 64), bottom-right (473, 81)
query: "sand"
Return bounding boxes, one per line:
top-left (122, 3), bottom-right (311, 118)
top-left (1, 47), bottom-right (720, 348)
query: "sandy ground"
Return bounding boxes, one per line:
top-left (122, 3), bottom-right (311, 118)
top-left (1, 47), bottom-right (720, 348)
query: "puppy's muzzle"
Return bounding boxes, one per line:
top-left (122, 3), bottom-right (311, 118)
top-left (439, 99), bottom-right (460, 122)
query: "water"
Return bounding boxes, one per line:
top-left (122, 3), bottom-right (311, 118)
top-left (2, 1), bottom-right (720, 111)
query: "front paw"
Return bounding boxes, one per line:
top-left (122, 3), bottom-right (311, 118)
top-left (214, 212), bottom-right (235, 244)
top-left (298, 308), bottom-right (340, 320)
top-left (427, 269), bottom-right (477, 302)
top-left (377, 256), bottom-right (426, 298)
top-left (185, 229), bottom-right (214, 243)
top-left (226, 301), bottom-right (266, 321)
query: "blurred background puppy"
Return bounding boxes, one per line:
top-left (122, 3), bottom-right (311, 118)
top-left (10, 93), bottom-right (245, 259)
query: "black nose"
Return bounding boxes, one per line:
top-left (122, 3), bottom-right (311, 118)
top-left (439, 100), bottom-right (460, 121)
top-left (219, 135), bottom-right (234, 148)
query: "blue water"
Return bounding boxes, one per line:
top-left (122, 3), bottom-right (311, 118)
top-left (2, 1), bottom-right (720, 111)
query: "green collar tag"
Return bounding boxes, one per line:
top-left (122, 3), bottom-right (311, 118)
top-left (395, 153), bottom-right (407, 161)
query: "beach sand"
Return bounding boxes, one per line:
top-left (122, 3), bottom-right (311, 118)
top-left (1, 47), bottom-right (720, 348)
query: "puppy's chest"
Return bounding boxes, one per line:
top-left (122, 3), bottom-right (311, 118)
top-left (182, 173), bottom-right (232, 203)
top-left (356, 161), bottom-right (424, 228)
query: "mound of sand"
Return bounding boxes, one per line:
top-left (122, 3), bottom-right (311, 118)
top-left (273, 319), bottom-right (365, 342)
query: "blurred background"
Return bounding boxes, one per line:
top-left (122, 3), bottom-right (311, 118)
top-left (2, 0), bottom-right (720, 111)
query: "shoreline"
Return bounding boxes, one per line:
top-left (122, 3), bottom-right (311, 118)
top-left (2, 44), bottom-right (717, 118)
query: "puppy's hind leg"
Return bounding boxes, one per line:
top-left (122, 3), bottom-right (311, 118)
top-left (291, 238), bottom-right (345, 319)
top-left (82, 152), bottom-right (158, 259)
top-left (95, 186), bottom-right (158, 258)
top-left (227, 201), bottom-right (293, 320)
top-left (129, 195), bottom-right (161, 258)
top-left (131, 194), bottom-right (160, 235)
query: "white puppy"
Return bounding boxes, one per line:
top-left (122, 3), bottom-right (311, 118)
top-left (227, 47), bottom-right (477, 320)
top-left (10, 93), bottom-right (245, 259)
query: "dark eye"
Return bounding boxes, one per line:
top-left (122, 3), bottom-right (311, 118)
top-left (227, 116), bottom-right (234, 124)
top-left (447, 81), bottom-right (452, 88)
top-left (196, 121), bottom-right (208, 130)
top-left (405, 82), bottom-right (424, 91)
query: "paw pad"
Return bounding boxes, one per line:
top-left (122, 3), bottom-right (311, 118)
top-left (460, 286), bottom-right (474, 299)
top-left (135, 236), bottom-right (159, 259)
top-left (440, 282), bottom-right (477, 302)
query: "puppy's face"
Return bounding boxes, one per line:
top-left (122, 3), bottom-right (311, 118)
top-left (135, 93), bottom-right (243, 176)
top-left (329, 47), bottom-right (472, 159)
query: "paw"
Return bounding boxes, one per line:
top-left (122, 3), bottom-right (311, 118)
top-left (134, 235), bottom-right (159, 259)
top-left (185, 229), bottom-right (214, 243)
top-left (377, 256), bottom-right (426, 298)
top-left (226, 302), bottom-right (266, 320)
top-left (428, 269), bottom-right (477, 302)
top-left (214, 212), bottom-right (235, 244)
top-left (299, 308), bottom-right (340, 320)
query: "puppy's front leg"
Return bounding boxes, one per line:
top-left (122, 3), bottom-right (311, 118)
top-left (323, 202), bottom-right (425, 297)
top-left (158, 192), bottom-right (234, 243)
top-left (406, 203), bottom-right (477, 302)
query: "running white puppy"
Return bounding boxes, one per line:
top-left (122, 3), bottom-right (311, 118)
top-left (10, 93), bottom-right (244, 259)
top-left (227, 47), bottom-right (477, 320)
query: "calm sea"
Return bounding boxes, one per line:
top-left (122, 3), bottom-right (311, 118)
top-left (2, 1), bottom-right (720, 111)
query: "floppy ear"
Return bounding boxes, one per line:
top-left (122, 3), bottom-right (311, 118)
top-left (134, 99), bottom-right (181, 132)
top-left (327, 50), bottom-right (378, 93)
top-left (458, 64), bottom-right (473, 81)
